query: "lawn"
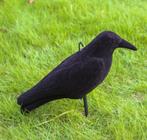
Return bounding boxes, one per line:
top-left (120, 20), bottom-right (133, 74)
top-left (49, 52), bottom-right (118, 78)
top-left (0, 0), bottom-right (147, 140)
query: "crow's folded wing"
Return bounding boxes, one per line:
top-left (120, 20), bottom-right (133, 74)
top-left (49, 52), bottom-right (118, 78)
top-left (48, 57), bottom-right (105, 98)
top-left (18, 57), bottom-right (105, 107)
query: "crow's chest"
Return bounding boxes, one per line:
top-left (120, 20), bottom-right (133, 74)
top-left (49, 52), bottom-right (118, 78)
top-left (102, 57), bottom-right (112, 79)
top-left (75, 58), bottom-right (112, 97)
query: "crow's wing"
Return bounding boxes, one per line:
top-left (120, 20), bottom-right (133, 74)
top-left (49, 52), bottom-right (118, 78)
top-left (18, 57), bottom-right (105, 110)
top-left (56, 57), bottom-right (105, 98)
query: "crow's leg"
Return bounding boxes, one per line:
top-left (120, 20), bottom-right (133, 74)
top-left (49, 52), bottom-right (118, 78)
top-left (83, 95), bottom-right (88, 117)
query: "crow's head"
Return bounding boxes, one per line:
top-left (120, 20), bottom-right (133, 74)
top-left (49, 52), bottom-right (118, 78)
top-left (97, 31), bottom-right (137, 51)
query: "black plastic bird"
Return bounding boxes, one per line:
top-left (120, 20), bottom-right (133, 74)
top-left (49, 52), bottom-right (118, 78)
top-left (17, 31), bottom-right (137, 116)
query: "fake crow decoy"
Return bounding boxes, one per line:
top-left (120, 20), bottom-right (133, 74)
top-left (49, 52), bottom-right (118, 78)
top-left (17, 31), bottom-right (137, 116)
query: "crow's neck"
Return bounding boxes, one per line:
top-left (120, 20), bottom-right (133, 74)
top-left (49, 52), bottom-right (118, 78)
top-left (81, 42), bottom-right (114, 73)
top-left (82, 42), bottom-right (114, 58)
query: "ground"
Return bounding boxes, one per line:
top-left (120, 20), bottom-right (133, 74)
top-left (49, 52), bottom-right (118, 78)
top-left (0, 0), bottom-right (147, 140)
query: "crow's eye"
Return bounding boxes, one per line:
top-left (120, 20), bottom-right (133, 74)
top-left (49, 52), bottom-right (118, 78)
top-left (113, 39), bottom-right (118, 45)
top-left (108, 38), bottom-right (116, 45)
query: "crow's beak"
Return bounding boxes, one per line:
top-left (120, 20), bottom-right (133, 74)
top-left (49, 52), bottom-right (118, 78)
top-left (119, 39), bottom-right (137, 51)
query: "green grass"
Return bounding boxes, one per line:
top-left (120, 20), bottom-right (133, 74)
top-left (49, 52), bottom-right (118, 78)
top-left (0, 0), bottom-right (147, 139)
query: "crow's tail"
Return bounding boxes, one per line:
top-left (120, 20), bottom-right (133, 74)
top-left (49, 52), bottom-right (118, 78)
top-left (17, 87), bottom-right (61, 113)
top-left (17, 86), bottom-right (50, 112)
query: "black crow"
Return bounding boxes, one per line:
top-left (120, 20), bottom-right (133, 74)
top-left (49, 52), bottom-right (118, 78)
top-left (17, 31), bottom-right (137, 116)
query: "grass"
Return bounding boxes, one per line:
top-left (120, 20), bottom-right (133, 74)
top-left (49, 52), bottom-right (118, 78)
top-left (0, 0), bottom-right (147, 139)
